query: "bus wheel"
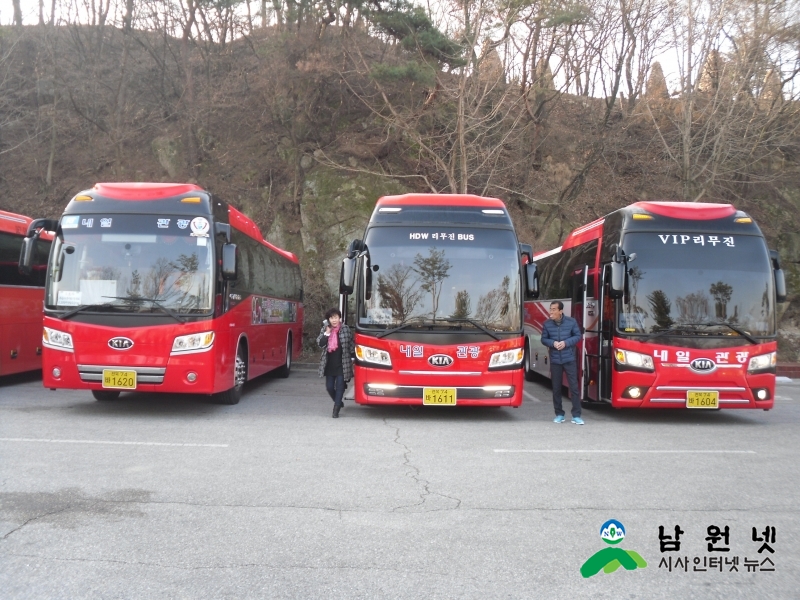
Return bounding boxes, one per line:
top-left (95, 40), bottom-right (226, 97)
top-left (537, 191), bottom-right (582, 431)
top-left (92, 390), bottom-right (120, 401)
top-left (214, 343), bottom-right (247, 405)
top-left (524, 342), bottom-right (536, 382)
top-left (276, 336), bottom-right (292, 378)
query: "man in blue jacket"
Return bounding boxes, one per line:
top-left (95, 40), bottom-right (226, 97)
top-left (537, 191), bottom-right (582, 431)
top-left (541, 301), bottom-right (584, 424)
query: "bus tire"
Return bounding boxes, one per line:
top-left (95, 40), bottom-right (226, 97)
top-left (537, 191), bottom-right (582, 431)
top-left (276, 335), bottom-right (292, 379)
top-left (214, 342), bottom-right (247, 405)
top-left (524, 340), bottom-right (536, 382)
top-left (92, 390), bottom-right (120, 401)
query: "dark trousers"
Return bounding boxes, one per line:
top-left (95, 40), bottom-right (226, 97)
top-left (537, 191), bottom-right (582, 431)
top-left (325, 374), bottom-right (345, 407)
top-left (551, 361), bottom-right (581, 418)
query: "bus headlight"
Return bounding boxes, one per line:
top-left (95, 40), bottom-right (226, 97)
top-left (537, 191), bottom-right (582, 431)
top-left (43, 327), bottom-right (74, 352)
top-left (488, 348), bottom-right (524, 370)
top-left (171, 331), bottom-right (215, 355)
top-left (614, 349), bottom-right (654, 372)
top-left (748, 352), bottom-right (776, 374)
top-left (355, 345), bottom-right (392, 367)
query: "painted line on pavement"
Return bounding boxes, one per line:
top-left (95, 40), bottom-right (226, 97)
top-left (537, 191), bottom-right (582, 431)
top-left (494, 449), bottom-right (755, 454)
top-left (0, 438), bottom-right (228, 448)
top-left (523, 390), bottom-right (543, 403)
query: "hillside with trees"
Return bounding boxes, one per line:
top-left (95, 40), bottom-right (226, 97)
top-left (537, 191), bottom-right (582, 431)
top-left (1, 0), bottom-right (799, 356)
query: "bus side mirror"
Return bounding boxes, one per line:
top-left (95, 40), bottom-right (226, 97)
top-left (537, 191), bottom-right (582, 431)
top-left (774, 269), bottom-right (787, 303)
top-left (215, 222), bottom-right (231, 243)
top-left (18, 236), bottom-right (36, 275)
top-left (340, 256), bottom-right (356, 294)
top-left (346, 238), bottom-right (363, 259)
top-left (609, 261), bottom-right (625, 299)
top-left (519, 243), bottom-right (533, 264)
top-left (221, 243), bottom-right (237, 280)
top-left (525, 263), bottom-right (539, 298)
top-left (771, 250), bottom-right (786, 303)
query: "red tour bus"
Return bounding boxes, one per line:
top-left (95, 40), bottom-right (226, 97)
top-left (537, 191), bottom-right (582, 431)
top-left (19, 183), bottom-right (303, 404)
top-left (523, 201), bottom-right (786, 410)
top-left (338, 194), bottom-right (538, 407)
top-left (1, 210), bottom-right (52, 376)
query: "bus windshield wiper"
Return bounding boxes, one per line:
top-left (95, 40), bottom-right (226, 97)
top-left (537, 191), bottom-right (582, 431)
top-left (439, 317), bottom-right (500, 340)
top-left (102, 296), bottom-right (186, 323)
top-left (695, 321), bottom-right (760, 345)
top-left (645, 324), bottom-right (705, 340)
top-left (647, 322), bottom-right (759, 345)
top-left (59, 303), bottom-right (117, 320)
top-left (377, 319), bottom-right (425, 338)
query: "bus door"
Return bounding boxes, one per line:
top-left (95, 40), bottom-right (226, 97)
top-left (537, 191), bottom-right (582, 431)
top-left (595, 264), bottom-right (613, 401)
top-left (570, 266), bottom-right (587, 399)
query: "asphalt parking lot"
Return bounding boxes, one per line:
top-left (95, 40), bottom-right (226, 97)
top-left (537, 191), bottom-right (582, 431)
top-left (1, 367), bottom-right (798, 599)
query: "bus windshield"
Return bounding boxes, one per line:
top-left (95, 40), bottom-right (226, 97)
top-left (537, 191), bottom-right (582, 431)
top-left (619, 232), bottom-right (775, 337)
top-left (46, 214), bottom-right (215, 314)
top-left (358, 227), bottom-right (521, 332)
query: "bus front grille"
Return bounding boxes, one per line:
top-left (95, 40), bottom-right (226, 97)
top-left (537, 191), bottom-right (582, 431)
top-left (77, 365), bottom-right (167, 384)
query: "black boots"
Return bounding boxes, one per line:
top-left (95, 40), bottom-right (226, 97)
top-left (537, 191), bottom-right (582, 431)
top-left (332, 404), bottom-right (341, 418)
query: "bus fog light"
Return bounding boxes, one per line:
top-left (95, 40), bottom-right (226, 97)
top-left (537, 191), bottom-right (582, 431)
top-left (622, 386), bottom-right (647, 399)
top-left (754, 388), bottom-right (770, 400)
top-left (187, 372), bottom-right (197, 382)
top-left (52, 367), bottom-right (61, 378)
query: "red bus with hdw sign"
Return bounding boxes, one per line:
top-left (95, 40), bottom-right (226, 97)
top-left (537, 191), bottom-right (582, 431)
top-left (19, 183), bottom-right (302, 404)
top-left (523, 201), bottom-right (785, 410)
top-left (338, 194), bottom-right (538, 407)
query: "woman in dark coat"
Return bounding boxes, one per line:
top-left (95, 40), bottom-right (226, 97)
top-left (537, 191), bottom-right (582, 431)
top-left (316, 308), bottom-right (354, 418)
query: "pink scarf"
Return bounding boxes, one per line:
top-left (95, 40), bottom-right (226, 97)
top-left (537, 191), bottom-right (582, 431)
top-left (327, 324), bottom-right (341, 352)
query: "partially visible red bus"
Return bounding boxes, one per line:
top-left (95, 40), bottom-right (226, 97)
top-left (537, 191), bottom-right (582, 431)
top-left (1, 210), bottom-right (52, 376)
top-left (338, 194), bottom-right (537, 407)
top-left (523, 201), bottom-right (785, 410)
top-left (20, 183), bottom-right (302, 404)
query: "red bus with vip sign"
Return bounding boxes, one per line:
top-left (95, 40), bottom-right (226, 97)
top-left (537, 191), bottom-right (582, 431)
top-left (338, 194), bottom-right (538, 407)
top-left (1, 210), bottom-right (52, 376)
top-left (523, 201), bottom-right (785, 410)
top-left (19, 183), bottom-right (302, 404)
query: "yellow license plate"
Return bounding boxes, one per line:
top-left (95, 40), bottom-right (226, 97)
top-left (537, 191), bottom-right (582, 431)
top-left (102, 369), bottom-right (137, 389)
top-left (687, 390), bottom-right (719, 409)
top-left (423, 387), bottom-right (456, 406)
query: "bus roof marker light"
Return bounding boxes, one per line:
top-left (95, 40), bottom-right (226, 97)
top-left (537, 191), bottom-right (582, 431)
top-left (482, 209), bottom-right (505, 215)
top-left (181, 197), bottom-right (202, 203)
top-left (74, 195), bottom-right (93, 202)
top-left (734, 217), bottom-right (752, 223)
top-left (632, 213), bottom-right (653, 220)
top-left (378, 207), bottom-right (402, 213)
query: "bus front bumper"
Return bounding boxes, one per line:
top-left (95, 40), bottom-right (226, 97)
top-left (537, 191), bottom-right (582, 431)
top-left (610, 370), bottom-right (775, 410)
top-left (42, 346), bottom-right (225, 396)
top-left (354, 366), bottom-right (523, 407)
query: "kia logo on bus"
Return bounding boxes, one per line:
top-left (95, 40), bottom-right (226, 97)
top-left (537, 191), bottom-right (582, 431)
top-left (428, 354), bottom-right (454, 368)
top-left (690, 358), bottom-right (716, 373)
top-left (108, 337), bottom-right (134, 350)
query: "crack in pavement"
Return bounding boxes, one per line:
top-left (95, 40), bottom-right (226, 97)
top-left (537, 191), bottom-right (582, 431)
top-left (1, 503), bottom-right (93, 541)
top-left (383, 418), bottom-right (462, 513)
